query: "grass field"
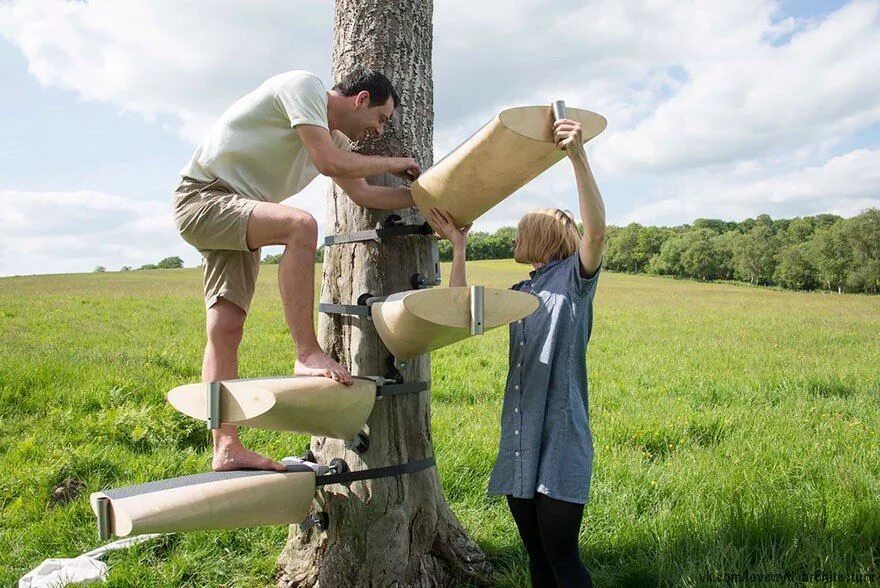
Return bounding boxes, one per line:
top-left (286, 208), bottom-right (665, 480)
top-left (1, 260), bottom-right (879, 587)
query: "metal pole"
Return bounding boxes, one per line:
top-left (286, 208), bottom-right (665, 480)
top-left (470, 285), bottom-right (484, 335)
top-left (207, 381), bottom-right (221, 430)
top-left (551, 100), bottom-right (567, 121)
top-left (96, 496), bottom-right (111, 541)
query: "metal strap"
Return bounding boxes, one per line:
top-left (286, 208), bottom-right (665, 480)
top-left (316, 456), bottom-right (435, 486)
top-left (376, 380), bottom-right (429, 398)
top-left (319, 303), bottom-right (372, 316)
top-left (324, 223), bottom-right (433, 246)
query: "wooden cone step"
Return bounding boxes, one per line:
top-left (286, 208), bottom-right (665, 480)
top-left (90, 465), bottom-right (317, 538)
top-left (167, 376), bottom-right (378, 439)
top-left (371, 286), bottom-right (539, 360)
top-left (412, 105), bottom-right (606, 227)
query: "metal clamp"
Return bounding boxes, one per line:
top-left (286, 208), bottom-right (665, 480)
top-left (470, 285), bottom-right (485, 335)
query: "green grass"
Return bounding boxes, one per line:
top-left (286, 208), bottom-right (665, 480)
top-left (1, 260), bottom-right (879, 587)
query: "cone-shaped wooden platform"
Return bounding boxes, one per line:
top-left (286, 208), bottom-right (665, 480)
top-left (168, 376), bottom-right (377, 439)
top-left (371, 287), bottom-right (538, 360)
top-left (412, 105), bottom-right (606, 227)
top-left (90, 464), bottom-right (315, 538)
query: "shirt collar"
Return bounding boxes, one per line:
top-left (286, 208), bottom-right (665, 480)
top-left (529, 257), bottom-right (565, 279)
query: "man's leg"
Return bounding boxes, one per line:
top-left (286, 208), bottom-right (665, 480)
top-left (246, 202), bottom-right (352, 384)
top-left (204, 299), bottom-right (286, 471)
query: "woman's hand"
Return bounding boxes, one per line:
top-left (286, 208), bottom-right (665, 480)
top-left (429, 208), bottom-right (471, 251)
top-left (553, 118), bottom-right (585, 160)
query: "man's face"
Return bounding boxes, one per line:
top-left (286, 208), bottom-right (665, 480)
top-left (352, 92), bottom-right (394, 141)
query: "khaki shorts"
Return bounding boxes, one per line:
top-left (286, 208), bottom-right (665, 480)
top-left (173, 177), bottom-right (262, 314)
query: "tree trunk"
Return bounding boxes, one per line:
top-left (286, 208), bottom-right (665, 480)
top-left (277, 1), bottom-right (493, 585)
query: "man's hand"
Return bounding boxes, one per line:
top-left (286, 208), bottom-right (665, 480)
top-left (389, 157), bottom-right (422, 180)
top-left (553, 118), bottom-right (585, 158)
top-left (428, 208), bottom-right (470, 251)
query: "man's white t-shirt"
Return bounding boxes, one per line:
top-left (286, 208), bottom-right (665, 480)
top-left (180, 70), bottom-right (350, 203)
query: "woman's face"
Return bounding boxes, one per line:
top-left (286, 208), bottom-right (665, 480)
top-left (512, 231), bottom-right (527, 264)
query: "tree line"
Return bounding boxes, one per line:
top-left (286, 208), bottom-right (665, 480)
top-left (190, 208), bottom-right (880, 295)
top-left (435, 209), bottom-right (879, 294)
top-left (603, 209), bottom-right (879, 294)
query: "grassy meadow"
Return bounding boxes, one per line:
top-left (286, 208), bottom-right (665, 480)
top-left (1, 260), bottom-right (879, 587)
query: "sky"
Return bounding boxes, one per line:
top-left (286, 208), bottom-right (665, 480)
top-left (1, 0), bottom-right (879, 276)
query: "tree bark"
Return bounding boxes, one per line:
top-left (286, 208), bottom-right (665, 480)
top-left (277, 1), bottom-right (493, 585)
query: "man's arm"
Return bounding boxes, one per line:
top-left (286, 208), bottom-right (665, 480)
top-left (333, 177), bottom-right (414, 211)
top-left (554, 120), bottom-right (605, 277)
top-left (298, 125), bottom-right (421, 180)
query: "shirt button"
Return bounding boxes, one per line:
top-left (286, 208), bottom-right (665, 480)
top-left (514, 429), bottom-right (519, 435)
top-left (514, 385), bottom-right (519, 390)
top-left (520, 341), bottom-right (524, 347)
top-left (514, 408), bottom-right (519, 413)
top-left (518, 319), bottom-right (523, 324)
top-left (517, 362), bottom-right (521, 368)
top-left (515, 451), bottom-right (520, 457)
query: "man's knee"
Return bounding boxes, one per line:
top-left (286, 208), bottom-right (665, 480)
top-left (282, 210), bottom-right (318, 248)
top-left (206, 300), bottom-right (245, 347)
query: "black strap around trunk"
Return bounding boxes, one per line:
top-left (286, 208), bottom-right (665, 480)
top-left (316, 456), bottom-right (436, 486)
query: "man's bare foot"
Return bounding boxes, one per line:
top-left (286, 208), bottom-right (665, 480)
top-left (295, 348), bottom-right (353, 385)
top-left (212, 441), bottom-right (287, 472)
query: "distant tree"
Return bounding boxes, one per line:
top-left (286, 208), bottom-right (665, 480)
top-left (315, 245), bottom-right (325, 263)
top-left (693, 218), bottom-right (738, 234)
top-left (604, 223), bottom-right (642, 272)
top-left (120, 266), bottom-right (132, 272)
top-left (93, 266), bottom-right (106, 273)
top-left (262, 253), bottom-right (282, 265)
top-left (810, 222), bottom-right (852, 293)
top-left (647, 235), bottom-right (688, 276)
top-left (785, 217), bottom-right (816, 245)
top-left (157, 256), bottom-right (184, 269)
top-left (679, 229), bottom-right (725, 280)
top-left (138, 264), bottom-right (159, 270)
top-left (732, 225), bottom-right (778, 285)
top-left (775, 243), bottom-right (818, 290)
top-left (712, 231), bottom-right (738, 280)
top-left (841, 208), bottom-right (880, 293)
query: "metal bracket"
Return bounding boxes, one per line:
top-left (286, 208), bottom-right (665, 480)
top-left (376, 380), bottom-right (430, 398)
top-left (386, 355), bottom-right (404, 384)
top-left (324, 220), bottom-right (433, 247)
top-left (207, 381), bottom-right (221, 430)
top-left (319, 293), bottom-right (386, 318)
top-left (470, 285), bottom-right (485, 335)
top-left (411, 273), bottom-right (427, 289)
top-left (96, 496), bottom-right (111, 541)
top-left (318, 303), bottom-right (372, 317)
top-left (428, 239), bottom-right (442, 286)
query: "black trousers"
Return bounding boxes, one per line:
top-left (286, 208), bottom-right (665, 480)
top-left (506, 493), bottom-right (593, 587)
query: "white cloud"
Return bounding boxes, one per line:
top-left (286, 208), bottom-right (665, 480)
top-left (596, 0), bottom-right (880, 174)
top-left (0, 0), bottom-right (333, 144)
top-left (0, 189), bottom-right (183, 275)
top-left (0, 181), bottom-right (334, 276)
top-left (624, 148), bottom-right (880, 225)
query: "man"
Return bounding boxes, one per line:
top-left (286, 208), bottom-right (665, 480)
top-left (173, 68), bottom-right (420, 471)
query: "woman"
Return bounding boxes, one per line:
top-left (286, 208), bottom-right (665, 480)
top-left (429, 115), bottom-right (605, 587)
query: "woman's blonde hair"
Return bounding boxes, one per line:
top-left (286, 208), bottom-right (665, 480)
top-left (514, 208), bottom-right (581, 264)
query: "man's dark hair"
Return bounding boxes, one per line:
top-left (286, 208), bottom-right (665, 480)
top-left (332, 68), bottom-right (399, 108)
